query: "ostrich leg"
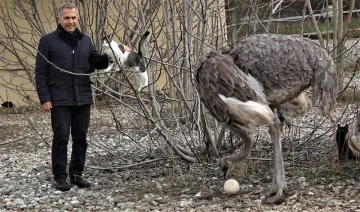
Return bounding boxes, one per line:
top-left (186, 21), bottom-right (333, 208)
top-left (263, 115), bottom-right (286, 204)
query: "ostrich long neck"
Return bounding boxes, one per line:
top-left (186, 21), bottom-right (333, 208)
top-left (223, 130), bottom-right (252, 165)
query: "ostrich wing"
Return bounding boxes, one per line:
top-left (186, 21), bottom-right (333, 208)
top-left (196, 50), bottom-right (275, 132)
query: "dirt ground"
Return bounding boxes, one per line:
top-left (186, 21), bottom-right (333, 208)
top-left (1, 104), bottom-right (360, 211)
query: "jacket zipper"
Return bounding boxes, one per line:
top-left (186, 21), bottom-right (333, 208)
top-left (71, 49), bottom-right (75, 69)
top-left (71, 48), bottom-right (77, 105)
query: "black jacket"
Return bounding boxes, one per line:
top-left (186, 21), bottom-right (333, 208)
top-left (35, 25), bottom-right (108, 106)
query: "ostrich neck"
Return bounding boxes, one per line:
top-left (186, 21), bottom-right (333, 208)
top-left (223, 130), bottom-right (252, 163)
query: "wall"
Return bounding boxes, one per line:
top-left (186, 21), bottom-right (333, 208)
top-left (0, 0), bottom-right (227, 106)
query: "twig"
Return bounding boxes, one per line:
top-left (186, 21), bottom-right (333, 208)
top-left (249, 157), bottom-right (272, 161)
top-left (0, 136), bottom-right (26, 146)
top-left (23, 113), bottom-right (51, 148)
top-left (305, 0), bottom-right (325, 47)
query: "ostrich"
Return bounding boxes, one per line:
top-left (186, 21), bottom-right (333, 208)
top-left (196, 34), bottom-right (338, 204)
top-left (347, 116), bottom-right (360, 157)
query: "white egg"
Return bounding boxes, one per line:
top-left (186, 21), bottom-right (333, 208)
top-left (224, 179), bottom-right (240, 195)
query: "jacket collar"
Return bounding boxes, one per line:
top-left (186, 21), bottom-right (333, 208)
top-left (57, 24), bottom-right (84, 48)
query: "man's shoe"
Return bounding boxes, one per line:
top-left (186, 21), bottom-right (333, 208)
top-left (54, 178), bottom-right (72, 191)
top-left (70, 175), bottom-right (91, 188)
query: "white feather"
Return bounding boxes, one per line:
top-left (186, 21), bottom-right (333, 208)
top-left (219, 94), bottom-right (275, 132)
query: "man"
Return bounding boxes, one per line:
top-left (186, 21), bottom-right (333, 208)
top-left (35, 2), bottom-right (111, 191)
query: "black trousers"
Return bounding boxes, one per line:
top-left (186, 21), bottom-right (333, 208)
top-left (51, 105), bottom-right (90, 180)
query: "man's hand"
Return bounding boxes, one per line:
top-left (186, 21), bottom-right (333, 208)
top-left (42, 101), bottom-right (52, 112)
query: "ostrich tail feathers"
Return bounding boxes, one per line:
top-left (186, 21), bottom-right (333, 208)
top-left (219, 94), bottom-right (275, 132)
top-left (313, 52), bottom-right (338, 115)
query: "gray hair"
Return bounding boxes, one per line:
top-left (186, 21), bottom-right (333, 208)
top-left (57, 2), bottom-right (78, 17)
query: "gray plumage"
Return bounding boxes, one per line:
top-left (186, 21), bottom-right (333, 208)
top-left (226, 34), bottom-right (337, 112)
top-left (347, 116), bottom-right (360, 157)
top-left (196, 34), bottom-right (338, 204)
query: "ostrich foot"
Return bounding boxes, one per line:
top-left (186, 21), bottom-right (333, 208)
top-left (262, 183), bottom-right (285, 204)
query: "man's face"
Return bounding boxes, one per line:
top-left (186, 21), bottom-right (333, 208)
top-left (58, 8), bottom-right (78, 33)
